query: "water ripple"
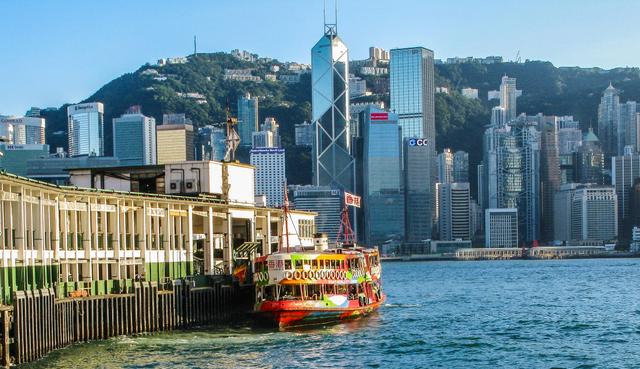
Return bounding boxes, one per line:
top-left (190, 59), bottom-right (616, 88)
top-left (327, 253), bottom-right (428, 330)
top-left (17, 258), bottom-right (640, 369)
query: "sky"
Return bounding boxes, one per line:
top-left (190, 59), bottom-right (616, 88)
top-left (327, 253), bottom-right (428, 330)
top-left (1, 0), bottom-right (640, 116)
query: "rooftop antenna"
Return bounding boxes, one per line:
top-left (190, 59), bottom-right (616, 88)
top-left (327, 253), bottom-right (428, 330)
top-left (323, 0), bottom-right (337, 36)
top-left (193, 35), bottom-right (197, 56)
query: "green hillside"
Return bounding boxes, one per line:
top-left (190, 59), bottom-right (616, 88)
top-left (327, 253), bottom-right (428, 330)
top-left (41, 53), bottom-right (640, 190)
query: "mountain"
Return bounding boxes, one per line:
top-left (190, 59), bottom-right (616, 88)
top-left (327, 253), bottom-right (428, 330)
top-left (41, 52), bottom-right (640, 192)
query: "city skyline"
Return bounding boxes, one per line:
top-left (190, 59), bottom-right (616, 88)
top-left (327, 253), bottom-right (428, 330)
top-left (3, 0), bottom-right (640, 115)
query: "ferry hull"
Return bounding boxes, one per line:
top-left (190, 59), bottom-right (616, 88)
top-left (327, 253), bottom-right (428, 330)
top-left (254, 296), bottom-right (385, 329)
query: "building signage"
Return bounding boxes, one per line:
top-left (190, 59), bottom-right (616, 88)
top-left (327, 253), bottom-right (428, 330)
top-left (344, 192), bottom-right (361, 208)
top-left (147, 207), bottom-right (166, 217)
top-left (408, 138), bottom-right (429, 146)
top-left (0, 192), bottom-right (18, 202)
top-left (370, 112), bottom-right (389, 121)
top-left (59, 201), bottom-right (87, 211)
top-left (92, 203), bottom-right (116, 212)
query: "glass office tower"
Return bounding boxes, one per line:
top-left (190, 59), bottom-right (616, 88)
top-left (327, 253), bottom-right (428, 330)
top-left (390, 47), bottom-right (435, 142)
top-left (67, 102), bottom-right (104, 157)
top-left (112, 108), bottom-right (157, 166)
top-left (361, 106), bottom-right (404, 246)
top-left (311, 24), bottom-right (354, 192)
top-left (238, 93), bottom-right (258, 147)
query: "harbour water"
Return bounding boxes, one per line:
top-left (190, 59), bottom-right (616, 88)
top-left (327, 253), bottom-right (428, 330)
top-left (21, 258), bottom-right (640, 368)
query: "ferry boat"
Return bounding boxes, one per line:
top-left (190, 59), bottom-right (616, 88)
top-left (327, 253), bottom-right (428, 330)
top-left (251, 192), bottom-right (385, 329)
top-left (252, 247), bottom-right (384, 329)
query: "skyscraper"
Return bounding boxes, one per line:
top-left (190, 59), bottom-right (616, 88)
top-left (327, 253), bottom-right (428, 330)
top-left (516, 120), bottom-right (541, 244)
top-left (539, 117), bottom-right (560, 241)
top-left (612, 149), bottom-right (640, 240)
top-left (404, 138), bottom-right (436, 242)
top-left (252, 117), bottom-right (280, 149)
top-left (491, 106), bottom-right (506, 127)
top-left (437, 148), bottom-right (454, 184)
top-left (620, 101), bottom-right (638, 153)
top-left (291, 185), bottom-right (342, 242)
top-left (311, 21), bottom-right (354, 192)
top-left (438, 182), bottom-right (471, 241)
top-left (500, 76), bottom-right (517, 123)
top-left (453, 151), bottom-right (469, 183)
top-left (390, 47), bottom-right (435, 141)
top-left (196, 125), bottom-right (227, 161)
top-left (485, 208), bottom-right (518, 248)
top-left (576, 128), bottom-right (605, 185)
top-left (570, 186), bottom-right (617, 242)
top-left (156, 114), bottom-right (195, 164)
top-left (597, 83), bottom-right (620, 160)
top-left (251, 147), bottom-right (286, 207)
top-left (0, 116), bottom-right (45, 145)
top-left (238, 93), bottom-right (259, 147)
top-left (112, 106), bottom-right (157, 166)
top-left (361, 107), bottom-right (404, 246)
top-left (67, 102), bottom-right (104, 157)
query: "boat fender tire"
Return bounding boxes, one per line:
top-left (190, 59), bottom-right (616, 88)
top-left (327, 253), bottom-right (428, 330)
top-left (302, 271), bottom-right (309, 279)
top-left (330, 271), bottom-right (336, 280)
top-left (285, 271), bottom-right (293, 280)
top-left (340, 271), bottom-right (346, 279)
top-left (320, 270), bottom-right (327, 279)
top-left (313, 271), bottom-right (319, 279)
top-left (294, 270), bottom-right (301, 279)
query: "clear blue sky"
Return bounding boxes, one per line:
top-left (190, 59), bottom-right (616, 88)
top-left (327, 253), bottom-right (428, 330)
top-left (1, 0), bottom-right (639, 116)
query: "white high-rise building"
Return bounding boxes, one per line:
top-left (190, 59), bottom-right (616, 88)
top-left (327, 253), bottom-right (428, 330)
top-left (570, 186), bottom-right (617, 242)
top-left (485, 208), bottom-right (518, 248)
top-left (252, 117), bottom-right (280, 149)
top-left (438, 148), bottom-right (454, 184)
top-left (67, 102), bottom-right (104, 157)
top-left (499, 76), bottom-right (517, 123)
top-left (251, 147), bottom-right (286, 207)
top-left (438, 183), bottom-right (471, 241)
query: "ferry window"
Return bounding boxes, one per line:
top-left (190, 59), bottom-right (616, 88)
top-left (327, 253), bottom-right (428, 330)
top-left (263, 286), bottom-right (275, 301)
top-left (284, 260), bottom-right (291, 270)
top-left (280, 285), bottom-right (300, 300)
top-left (295, 259), bottom-right (303, 269)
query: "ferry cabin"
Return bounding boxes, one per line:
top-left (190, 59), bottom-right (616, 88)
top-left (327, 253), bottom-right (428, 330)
top-left (253, 250), bottom-right (382, 305)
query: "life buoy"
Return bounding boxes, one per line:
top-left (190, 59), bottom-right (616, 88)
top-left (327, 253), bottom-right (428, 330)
top-left (294, 270), bottom-right (301, 279)
top-left (331, 271), bottom-right (337, 280)
top-left (312, 271), bottom-right (318, 280)
top-left (284, 271), bottom-right (293, 280)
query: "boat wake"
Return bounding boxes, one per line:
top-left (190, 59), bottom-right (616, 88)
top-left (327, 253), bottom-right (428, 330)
top-left (384, 303), bottom-right (421, 308)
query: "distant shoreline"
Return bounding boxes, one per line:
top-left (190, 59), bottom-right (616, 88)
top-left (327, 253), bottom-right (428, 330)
top-left (381, 252), bottom-right (640, 262)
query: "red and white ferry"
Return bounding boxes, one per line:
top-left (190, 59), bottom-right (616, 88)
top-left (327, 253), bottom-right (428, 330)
top-left (252, 192), bottom-right (385, 329)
